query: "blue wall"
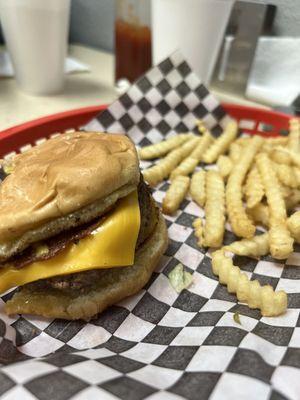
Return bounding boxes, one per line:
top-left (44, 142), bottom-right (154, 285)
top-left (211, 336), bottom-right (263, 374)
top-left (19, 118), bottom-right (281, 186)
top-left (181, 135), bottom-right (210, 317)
top-left (69, 0), bottom-right (114, 52)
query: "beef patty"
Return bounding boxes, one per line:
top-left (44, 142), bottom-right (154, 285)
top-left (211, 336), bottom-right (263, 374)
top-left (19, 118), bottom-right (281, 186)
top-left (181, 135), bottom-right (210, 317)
top-left (26, 180), bottom-right (159, 293)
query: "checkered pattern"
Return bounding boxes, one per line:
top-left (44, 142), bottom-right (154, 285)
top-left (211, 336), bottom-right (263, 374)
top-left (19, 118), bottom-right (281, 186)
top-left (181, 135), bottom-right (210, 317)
top-left (84, 51), bottom-right (231, 139)
top-left (0, 52), bottom-right (299, 400)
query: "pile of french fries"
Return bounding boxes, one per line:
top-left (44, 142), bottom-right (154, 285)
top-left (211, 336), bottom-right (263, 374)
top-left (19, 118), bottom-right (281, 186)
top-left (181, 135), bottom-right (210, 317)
top-left (139, 118), bottom-right (300, 317)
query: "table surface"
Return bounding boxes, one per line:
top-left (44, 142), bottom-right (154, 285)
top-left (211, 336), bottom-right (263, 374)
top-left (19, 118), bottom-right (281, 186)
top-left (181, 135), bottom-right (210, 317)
top-left (0, 44), bottom-right (269, 131)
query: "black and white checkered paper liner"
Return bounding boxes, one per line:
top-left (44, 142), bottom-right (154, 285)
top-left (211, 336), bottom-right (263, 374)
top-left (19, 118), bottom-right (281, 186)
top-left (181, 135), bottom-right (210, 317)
top-left (0, 51), bottom-right (299, 400)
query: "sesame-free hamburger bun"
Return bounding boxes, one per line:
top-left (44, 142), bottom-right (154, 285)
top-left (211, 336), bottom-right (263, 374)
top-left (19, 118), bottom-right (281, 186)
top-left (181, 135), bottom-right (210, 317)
top-left (0, 132), bottom-right (168, 320)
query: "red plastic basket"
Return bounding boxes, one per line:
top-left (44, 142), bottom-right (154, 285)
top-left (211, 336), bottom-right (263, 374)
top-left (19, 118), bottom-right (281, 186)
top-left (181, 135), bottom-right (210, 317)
top-left (0, 103), bottom-right (292, 159)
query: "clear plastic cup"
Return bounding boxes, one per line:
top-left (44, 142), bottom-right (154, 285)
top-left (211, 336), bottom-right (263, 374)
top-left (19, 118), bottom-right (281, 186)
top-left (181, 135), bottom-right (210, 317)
top-left (0, 0), bottom-right (70, 95)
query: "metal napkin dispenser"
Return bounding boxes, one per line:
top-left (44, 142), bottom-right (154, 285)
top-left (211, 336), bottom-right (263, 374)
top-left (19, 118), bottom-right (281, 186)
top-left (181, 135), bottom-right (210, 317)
top-left (210, 1), bottom-right (276, 96)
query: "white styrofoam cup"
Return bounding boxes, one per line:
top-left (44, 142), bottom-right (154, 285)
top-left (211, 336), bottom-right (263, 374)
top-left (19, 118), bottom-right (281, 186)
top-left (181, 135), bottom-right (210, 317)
top-left (152, 0), bottom-right (234, 85)
top-left (0, 0), bottom-right (71, 95)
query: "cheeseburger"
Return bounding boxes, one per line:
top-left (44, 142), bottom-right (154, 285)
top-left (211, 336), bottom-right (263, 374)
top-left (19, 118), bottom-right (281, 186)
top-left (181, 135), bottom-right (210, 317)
top-left (0, 132), bottom-right (168, 320)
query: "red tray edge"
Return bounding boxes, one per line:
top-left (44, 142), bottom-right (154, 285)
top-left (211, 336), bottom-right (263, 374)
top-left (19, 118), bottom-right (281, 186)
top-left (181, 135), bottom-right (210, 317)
top-left (0, 104), bottom-right (108, 138)
top-left (0, 103), bottom-right (292, 158)
top-left (1, 103), bottom-right (292, 137)
top-left (0, 105), bottom-right (107, 158)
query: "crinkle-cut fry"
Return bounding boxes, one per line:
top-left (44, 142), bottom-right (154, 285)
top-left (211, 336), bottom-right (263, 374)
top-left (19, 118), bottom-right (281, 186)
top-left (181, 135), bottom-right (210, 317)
top-left (143, 136), bottom-right (200, 186)
top-left (261, 142), bottom-right (273, 155)
top-left (229, 142), bottom-right (241, 163)
top-left (256, 153), bottom-right (294, 259)
top-left (202, 120), bottom-right (238, 163)
top-left (285, 189), bottom-right (300, 211)
top-left (138, 133), bottom-right (193, 160)
top-left (170, 132), bottom-right (212, 180)
top-left (265, 137), bottom-right (289, 146)
top-left (256, 154), bottom-right (289, 222)
top-left (203, 171), bottom-right (225, 247)
top-left (270, 146), bottom-right (300, 168)
top-left (290, 152), bottom-right (300, 169)
top-left (193, 218), bottom-right (204, 246)
top-left (190, 131), bottom-right (214, 159)
top-left (236, 137), bottom-right (251, 146)
top-left (190, 170), bottom-right (206, 208)
top-left (271, 146), bottom-right (293, 165)
top-left (288, 118), bottom-right (300, 152)
top-left (247, 203), bottom-right (270, 227)
top-left (269, 220), bottom-right (294, 260)
top-left (247, 190), bottom-right (300, 227)
top-left (280, 185), bottom-right (292, 199)
top-left (287, 149), bottom-right (300, 168)
top-left (226, 136), bottom-right (263, 238)
top-left (212, 250), bottom-right (287, 317)
top-left (162, 176), bottom-right (190, 215)
top-left (197, 120), bottom-right (211, 136)
top-left (177, 157), bottom-right (202, 180)
top-left (224, 233), bottom-right (269, 258)
top-left (262, 140), bottom-right (290, 155)
top-left (238, 136), bottom-right (288, 147)
top-left (288, 211), bottom-right (300, 243)
top-left (273, 162), bottom-right (299, 189)
top-left (244, 166), bottom-right (264, 208)
top-left (293, 167), bottom-right (300, 187)
top-left (170, 157), bottom-right (199, 181)
top-left (217, 155), bottom-right (233, 179)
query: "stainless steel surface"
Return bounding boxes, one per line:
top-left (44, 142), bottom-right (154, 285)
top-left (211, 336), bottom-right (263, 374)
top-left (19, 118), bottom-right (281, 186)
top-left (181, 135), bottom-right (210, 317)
top-left (292, 94), bottom-right (300, 115)
top-left (211, 1), bottom-right (276, 95)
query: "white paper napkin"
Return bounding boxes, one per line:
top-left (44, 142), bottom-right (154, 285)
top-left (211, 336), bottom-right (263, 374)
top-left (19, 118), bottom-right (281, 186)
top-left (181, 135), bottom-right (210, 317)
top-left (247, 37), bottom-right (300, 107)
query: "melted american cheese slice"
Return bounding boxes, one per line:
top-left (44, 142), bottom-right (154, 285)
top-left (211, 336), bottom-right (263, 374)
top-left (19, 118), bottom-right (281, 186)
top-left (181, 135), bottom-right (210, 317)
top-left (0, 191), bottom-right (140, 294)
